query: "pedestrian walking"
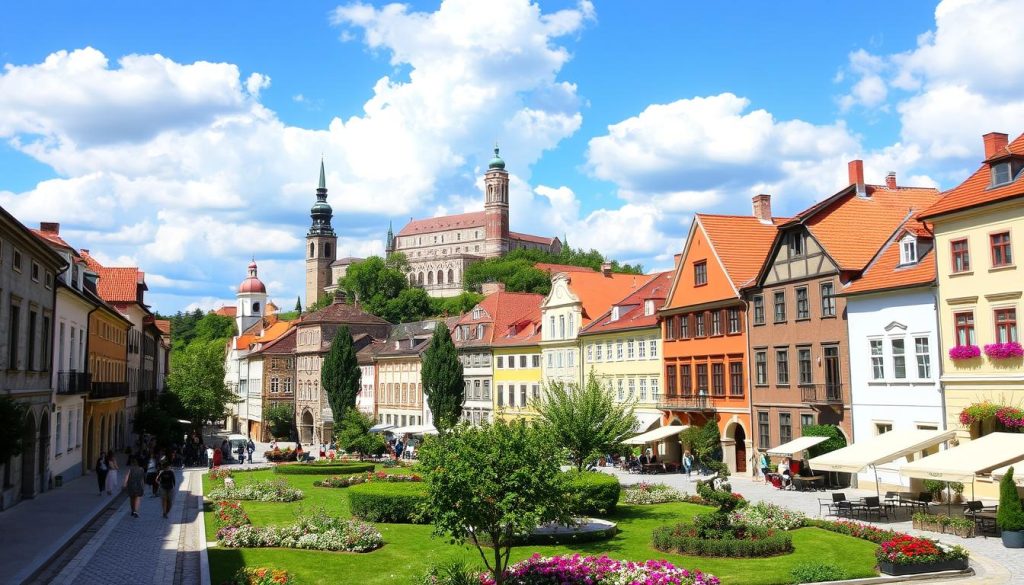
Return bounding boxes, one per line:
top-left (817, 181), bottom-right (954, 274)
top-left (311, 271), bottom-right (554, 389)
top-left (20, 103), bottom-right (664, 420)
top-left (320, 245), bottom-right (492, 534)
top-left (236, 442), bottom-right (246, 465)
top-left (682, 450), bottom-right (693, 478)
top-left (758, 450), bottom-right (770, 483)
top-left (95, 452), bottom-right (109, 495)
top-left (155, 461), bottom-right (176, 519)
top-left (123, 456), bottom-right (146, 517)
top-left (104, 451), bottom-right (119, 495)
top-left (247, 438), bottom-right (255, 464)
top-left (146, 454), bottom-right (159, 497)
top-left (206, 445), bottom-right (215, 469)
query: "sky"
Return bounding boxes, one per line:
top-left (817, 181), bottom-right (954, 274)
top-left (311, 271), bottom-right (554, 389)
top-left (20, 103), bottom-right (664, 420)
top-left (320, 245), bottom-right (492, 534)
top-left (1, 0), bottom-right (1022, 314)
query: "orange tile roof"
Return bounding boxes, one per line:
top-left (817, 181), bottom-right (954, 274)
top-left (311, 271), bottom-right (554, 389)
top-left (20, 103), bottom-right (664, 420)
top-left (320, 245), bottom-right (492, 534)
top-left (581, 271), bottom-right (673, 334)
top-left (396, 211), bottom-right (485, 237)
top-left (30, 229), bottom-right (77, 252)
top-left (154, 319), bottom-right (171, 335)
top-left (214, 306), bottom-right (237, 317)
top-left (491, 304), bottom-right (544, 347)
top-left (235, 319), bottom-right (294, 350)
top-left (561, 271), bottom-right (654, 325)
top-left (257, 327), bottom-right (297, 355)
top-left (795, 185), bottom-right (941, 272)
top-left (843, 222), bottom-right (936, 295)
top-left (509, 231), bottom-right (557, 246)
top-left (920, 132), bottom-right (1024, 219)
top-left (534, 263), bottom-right (596, 274)
top-left (454, 291), bottom-right (543, 347)
top-left (697, 215), bottom-right (788, 289)
top-left (80, 251), bottom-right (144, 303)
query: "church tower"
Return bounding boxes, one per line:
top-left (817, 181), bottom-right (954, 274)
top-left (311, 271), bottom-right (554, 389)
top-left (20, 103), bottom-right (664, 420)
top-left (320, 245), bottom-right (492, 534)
top-left (306, 160), bottom-right (337, 307)
top-left (236, 260), bottom-right (267, 334)
top-left (385, 221), bottom-right (395, 256)
top-left (483, 145), bottom-right (510, 258)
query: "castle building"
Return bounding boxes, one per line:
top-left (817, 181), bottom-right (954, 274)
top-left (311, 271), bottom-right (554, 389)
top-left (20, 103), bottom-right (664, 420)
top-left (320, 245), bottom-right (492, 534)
top-left (306, 149), bottom-right (562, 303)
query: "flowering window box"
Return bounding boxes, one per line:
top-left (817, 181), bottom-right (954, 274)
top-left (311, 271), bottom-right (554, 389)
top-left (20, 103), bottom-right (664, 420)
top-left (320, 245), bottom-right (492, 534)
top-left (878, 558), bottom-right (968, 576)
top-left (948, 345), bottom-right (981, 360)
top-left (984, 342), bottom-right (1024, 360)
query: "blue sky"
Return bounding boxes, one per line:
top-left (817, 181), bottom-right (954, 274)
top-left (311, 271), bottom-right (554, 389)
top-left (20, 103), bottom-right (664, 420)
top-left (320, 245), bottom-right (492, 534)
top-left (1, 0), bottom-right (1021, 313)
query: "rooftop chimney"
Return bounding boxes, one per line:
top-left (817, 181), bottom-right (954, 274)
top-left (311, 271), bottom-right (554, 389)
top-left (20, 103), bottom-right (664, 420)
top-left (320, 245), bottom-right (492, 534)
top-left (600, 262), bottom-right (612, 276)
top-left (983, 132), bottom-right (1009, 160)
top-left (848, 159), bottom-right (866, 197)
top-left (40, 222), bottom-right (60, 234)
top-left (751, 194), bottom-right (772, 224)
top-left (885, 172), bottom-right (897, 190)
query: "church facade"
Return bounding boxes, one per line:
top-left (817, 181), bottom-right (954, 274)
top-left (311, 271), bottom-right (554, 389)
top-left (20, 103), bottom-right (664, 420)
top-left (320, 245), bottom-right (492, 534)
top-left (304, 149), bottom-right (561, 303)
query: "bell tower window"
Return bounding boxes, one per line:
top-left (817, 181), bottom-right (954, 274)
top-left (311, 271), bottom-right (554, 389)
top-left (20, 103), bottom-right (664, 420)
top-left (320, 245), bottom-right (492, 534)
top-left (252, 302), bottom-right (260, 313)
top-left (324, 243), bottom-right (332, 258)
top-left (309, 243), bottom-right (315, 258)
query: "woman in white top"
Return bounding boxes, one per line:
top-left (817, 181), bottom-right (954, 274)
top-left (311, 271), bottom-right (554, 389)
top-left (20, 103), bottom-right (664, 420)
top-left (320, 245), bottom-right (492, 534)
top-left (104, 451), bottom-right (120, 495)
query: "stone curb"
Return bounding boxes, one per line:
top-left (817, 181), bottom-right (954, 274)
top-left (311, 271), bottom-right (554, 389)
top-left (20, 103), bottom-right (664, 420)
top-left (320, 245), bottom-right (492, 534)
top-left (810, 569), bottom-right (974, 585)
top-left (196, 472), bottom-right (212, 585)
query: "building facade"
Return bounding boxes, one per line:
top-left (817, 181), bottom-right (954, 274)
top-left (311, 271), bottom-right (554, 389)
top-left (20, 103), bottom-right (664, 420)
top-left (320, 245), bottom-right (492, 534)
top-left (491, 301), bottom-right (544, 420)
top-left (83, 292), bottom-right (131, 478)
top-left (356, 341), bottom-right (382, 419)
top-left (254, 327), bottom-right (296, 441)
top-left (374, 321), bottom-right (438, 428)
top-left (919, 131), bottom-right (1024, 499)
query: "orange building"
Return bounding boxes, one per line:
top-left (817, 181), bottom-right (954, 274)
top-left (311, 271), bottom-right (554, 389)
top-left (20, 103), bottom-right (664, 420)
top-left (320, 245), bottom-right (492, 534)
top-left (660, 195), bottom-right (784, 474)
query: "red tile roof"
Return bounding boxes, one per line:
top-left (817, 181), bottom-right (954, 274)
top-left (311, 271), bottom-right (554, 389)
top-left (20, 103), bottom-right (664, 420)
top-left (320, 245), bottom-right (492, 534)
top-left (154, 319), bottom-right (171, 335)
top-left (920, 132), bottom-right (1024, 219)
top-left (697, 215), bottom-right (788, 289)
top-left (534, 263), bottom-right (596, 274)
top-left (253, 324), bottom-right (297, 354)
top-left (454, 291), bottom-right (544, 347)
top-left (303, 299), bottom-right (391, 326)
top-left (560, 271), bottom-right (654, 325)
top-left (80, 251), bottom-right (144, 303)
top-left (31, 229), bottom-right (77, 252)
top-left (213, 306), bottom-right (237, 317)
top-left (235, 319), bottom-right (294, 350)
top-left (396, 211), bottom-right (485, 237)
top-left (843, 222), bottom-right (936, 295)
top-left (793, 184), bottom-right (941, 272)
top-left (509, 231), bottom-right (557, 246)
top-left (581, 271), bottom-right (673, 334)
top-left (491, 304), bottom-right (544, 348)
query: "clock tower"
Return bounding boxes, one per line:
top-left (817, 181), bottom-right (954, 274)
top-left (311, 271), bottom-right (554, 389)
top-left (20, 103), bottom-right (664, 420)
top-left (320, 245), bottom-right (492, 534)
top-left (305, 160), bottom-right (337, 307)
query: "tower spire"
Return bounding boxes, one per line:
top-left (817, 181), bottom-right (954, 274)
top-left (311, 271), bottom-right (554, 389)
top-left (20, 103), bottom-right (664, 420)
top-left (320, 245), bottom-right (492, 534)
top-left (318, 157), bottom-right (326, 191)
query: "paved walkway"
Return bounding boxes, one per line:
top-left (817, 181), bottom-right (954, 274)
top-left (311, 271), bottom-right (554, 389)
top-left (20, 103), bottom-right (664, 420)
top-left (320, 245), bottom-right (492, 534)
top-left (604, 468), bottom-right (1019, 584)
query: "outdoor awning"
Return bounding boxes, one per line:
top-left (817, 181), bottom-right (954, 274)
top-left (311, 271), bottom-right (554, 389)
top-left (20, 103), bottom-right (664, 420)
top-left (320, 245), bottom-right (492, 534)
top-left (900, 432), bottom-right (1024, 482)
top-left (633, 412), bottom-right (661, 433)
top-left (808, 429), bottom-right (956, 473)
top-left (369, 423), bottom-right (395, 433)
top-left (991, 462), bottom-right (1024, 485)
top-left (767, 436), bottom-right (828, 457)
top-left (623, 424), bottom-right (688, 445)
top-left (390, 424), bottom-right (439, 435)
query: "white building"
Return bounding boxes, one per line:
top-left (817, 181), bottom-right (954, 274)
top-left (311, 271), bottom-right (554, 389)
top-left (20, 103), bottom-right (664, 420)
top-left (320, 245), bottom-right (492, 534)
top-left (225, 261), bottom-right (267, 434)
top-left (356, 342), bottom-right (382, 419)
top-left (843, 222), bottom-right (944, 492)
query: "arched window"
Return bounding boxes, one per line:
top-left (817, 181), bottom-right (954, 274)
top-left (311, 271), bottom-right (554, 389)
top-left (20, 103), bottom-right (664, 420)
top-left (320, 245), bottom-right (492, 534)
top-left (252, 302), bottom-right (260, 313)
top-left (309, 242), bottom-right (315, 258)
top-left (428, 271), bottom-right (434, 285)
top-left (448, 269), bottom-right (454, 283)
top-left (418, 272), bottom-right (424, 285)
top-left (437, 270), bottom-right (444, 284)
top-left (409, 273), bottom-right (415, 286)
top-left (324, 243), bottom-right (332, 258)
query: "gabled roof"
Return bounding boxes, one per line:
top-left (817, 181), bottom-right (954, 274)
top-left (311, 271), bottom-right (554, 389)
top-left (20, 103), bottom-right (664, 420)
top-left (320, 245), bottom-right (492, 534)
top-left (454, 291), bottom-right (543, 347)
top-left (581, 271), bottom-right (673, 335)
top-left (842, 221), bottom-right (936, 296)
top-left (330, 257), bottom-right (363, 267)
top-left (376, 317), bottom-right (457, 358)
top-left (552, 271), bottom-right (653, 325)
top-left (31, 228), bottom-right (78, 253)
top-left (80, 251), bottom-right (146, 304)
top-left (154, 319), bottom-right (171, 335)
top-left (213, 306), bottom-right (237, 317)
top-left (300, 300), bottom-right (391, 326)
top-left (396, 211), bottom-right (485, 237)
top-left (697, 214), bottom-right (788, 289)
top-left (791, 184), bottom-right (941, 272)
top-left (919, 132), bottom-right (1024, 219)
top-left (356, 339), bottom-right (386, 364)
top-left (256, 326), bottom-right (296, 355)
top-left (234, 318), bottom-right (294, 350)
top-left (491, 304), bottom-right (543, 348)
top-left (509, 231), bottom-right (557, 246)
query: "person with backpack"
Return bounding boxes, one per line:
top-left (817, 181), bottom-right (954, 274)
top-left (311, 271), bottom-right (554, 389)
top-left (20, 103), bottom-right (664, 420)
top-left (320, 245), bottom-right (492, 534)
top-left (155, 461), bottom-right (176, 519)
top-left (247, 438), bottom-right (255, 464)
top-left (96, 453), bottom-right (109, 495)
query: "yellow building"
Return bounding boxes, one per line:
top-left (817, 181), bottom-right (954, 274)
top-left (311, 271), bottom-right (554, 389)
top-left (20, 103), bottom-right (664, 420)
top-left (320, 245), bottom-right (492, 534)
top-left (490, 301), bottom-right (544, 420)
top-left (579, 272), bottom-right (673, 436)
top-left (919, 131), bottom-right (1024, 499)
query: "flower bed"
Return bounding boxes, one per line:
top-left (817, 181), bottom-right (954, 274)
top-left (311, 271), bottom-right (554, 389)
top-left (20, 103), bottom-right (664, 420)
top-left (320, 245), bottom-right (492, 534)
top-left (348, 481), bottom-right (429, 523)
top-left (803, 519), bottom-right (898, 544)
top-left (212, 501), bottom-right (250, 529)
top-left (209, 467), bottom-right (233, 481)
top-left (217, 511), bottom-right (383, 552)
top-left (876, 534), bottom-right (969, 576)
top-left (984, 341), bottom-right (1024, 360)
top-left (949, 345), bottom-right (981, 360)
top-left (623, 482), bottom-right (686, 505)
top-left (480, 554), bottom-right (720, 585)
top-left (959, 402), bottom-right (1024, 430)
top-left (273, 462), bottom-right (375, 476)
top-left (314, 471), bottom-right (422, 488)
top-left (208, 479), bottom-right (304, 502)
top-left (652, 522), bottom-right (793, 557)
top-left (229, 567), bottom-right (296, 585)
top-left (732, 501), bottom-right (806, 531)
top-left (263, 447), bottom-right (299, 462)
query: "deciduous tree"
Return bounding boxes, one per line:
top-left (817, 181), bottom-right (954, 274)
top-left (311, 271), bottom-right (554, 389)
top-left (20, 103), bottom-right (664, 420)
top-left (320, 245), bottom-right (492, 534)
top-left (265, 403), bottom-right (295, 440)
top-left (167, 338), bottom-right (236, 433)
top-left (321, 326), bottom-right (361, 422)
top-left (420, 321), bottom-right (464, 431)
top-left (335, 408), bottom-right (386, 457)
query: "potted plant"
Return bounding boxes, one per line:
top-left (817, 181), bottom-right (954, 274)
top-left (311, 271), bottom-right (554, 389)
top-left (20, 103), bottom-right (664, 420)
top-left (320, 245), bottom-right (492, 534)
top-left (912, 512), bottom-right (925, 530)
top-left (947, 517), bottom-right (975, 538)
top-left (997, 466), bottom-right (1024, 548)
top-left (950, 482), bottom-right (964, 504)
top-left (876, 534), bottom-right (969, 576)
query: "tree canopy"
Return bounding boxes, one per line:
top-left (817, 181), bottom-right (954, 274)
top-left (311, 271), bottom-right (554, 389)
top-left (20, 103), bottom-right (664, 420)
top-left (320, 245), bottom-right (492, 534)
top-left (418, 420), bottom-right (574, 585)
top-left (167, 338), bottom-right (236, 432)
top-left (463, 247), bottom-right (644, 295)
top-left (335, 408), bottom-right (386, 457)
top-left (265, 402), bottom-right (295, 440)
top-left (321, 326), bottom-right (361, 423)
top-left (421, 321), bottom-right (464, 431)
top-left (0, 395), bottom-right (29, 463)
top-left (535, 370), bottom-right (638, 471)
top-left (159, 310), bottom-right (235, 351)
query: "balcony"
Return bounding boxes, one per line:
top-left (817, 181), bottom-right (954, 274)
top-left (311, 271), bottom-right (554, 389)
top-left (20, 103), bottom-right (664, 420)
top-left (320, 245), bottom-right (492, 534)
top-left (800, 383), bottom-right (845, 405)
top-left (657, 394), bottom-right (714, 412)
top-left (56, 371), bottom-right (91, 395)
top-left (89, 381), bottom-right (129, 400)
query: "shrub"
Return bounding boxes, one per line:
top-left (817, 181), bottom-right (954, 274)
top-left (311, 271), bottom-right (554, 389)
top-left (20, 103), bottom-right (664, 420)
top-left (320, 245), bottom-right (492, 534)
top-left (997, 466), bottom-right (1024, 531)
top-left (652, 522), bottom-right (793, 558)
top-left (801, 424), bottom-right (846, 458)
top-left (481, 554), bottom-right (720, 585)
top-left (623, 482), bottom-right (686, 505)
top-left (218, 510), bottom-right (383, 552)
top-left (417, 561), bottom-right (482, 585)
top-left (273, 462), bottom-right (374, 475)
top-left (230, 567), bottom-right (296, 585)
top-left (564, 471), bottom-right (620, 515)
top-left (348, 481), bottom-right (429, 523)
top-left (314, 471), bottom-right (422, 488)
top-left (732, 501), bottom-right (806, 531)
top-left (212, 500), bottom-right (250, 529)
top-left (790, 561), bottom-right (846, 583)
top-left (208, 479), bottom-right (303, 502)
top-left (263, 447), bottom-right (299, 462)
top-left (209, 467), bottom-right (233, 481)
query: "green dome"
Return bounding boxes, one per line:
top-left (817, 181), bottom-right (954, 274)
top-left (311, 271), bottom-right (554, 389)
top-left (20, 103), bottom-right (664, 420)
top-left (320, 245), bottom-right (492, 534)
top-left (311, 200), bottom-right (332, 214)
top-left (488, 145), bottom-right (505, 170)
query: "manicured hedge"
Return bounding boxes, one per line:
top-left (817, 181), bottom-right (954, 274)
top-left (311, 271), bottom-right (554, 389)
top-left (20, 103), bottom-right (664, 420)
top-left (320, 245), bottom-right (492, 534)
top-left (652, 523), bottom-right (793, 558)
top-left (564, 471), bottom-right (620, 516)
top-left (347, 481), bottom-right (429, 523)
top-left (273, 463), bottom-right (375, 476)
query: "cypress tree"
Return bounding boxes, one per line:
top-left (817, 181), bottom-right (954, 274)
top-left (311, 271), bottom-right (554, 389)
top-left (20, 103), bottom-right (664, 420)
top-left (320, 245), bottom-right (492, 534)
top-left (295, 296), bottom-right (302, 312)
top-left (421, 321), bottom-right (464, 431)
top-left (322, 326), bottom-right (361, 423)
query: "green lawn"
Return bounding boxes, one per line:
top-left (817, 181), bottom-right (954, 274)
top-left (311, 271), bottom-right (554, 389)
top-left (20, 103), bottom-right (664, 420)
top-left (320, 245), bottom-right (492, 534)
top-left (203, 469), bottom-right (880, 584)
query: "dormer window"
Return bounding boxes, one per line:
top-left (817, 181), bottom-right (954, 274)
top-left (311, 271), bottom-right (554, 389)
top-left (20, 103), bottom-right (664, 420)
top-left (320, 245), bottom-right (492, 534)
top-left (644, 300), bottom-right (655, 316)
top-left (472, 308), bottom-right (481, 320)
top-left (788, 232), bottom-right (804, 257)
top-left (455, 327), bottom-right (462, 341)
top-left (992, 162), bottom-right (1012, 186)
top-left (476, 324), bottom-right (484, 339)
top-left (901, 237), bottom-right (918, 265)
top-left (611, 306), bottom-right (621, 322)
